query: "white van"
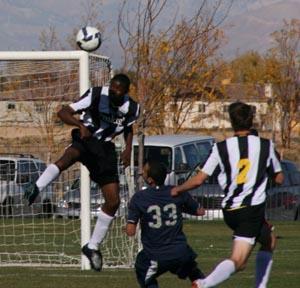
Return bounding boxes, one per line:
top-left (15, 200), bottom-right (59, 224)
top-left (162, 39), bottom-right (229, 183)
top-left (132, 134), bottom-right (214, 186)
top-left (131, 134), bottom-right (225, 220)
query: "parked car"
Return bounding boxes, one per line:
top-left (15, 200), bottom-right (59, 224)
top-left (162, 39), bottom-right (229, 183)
top-left (132, 134), bottom-right (222, 219)
top-left (56, 178), bottom-right (128, 219)
top-left (132, 134), bottom-right (215, 186)
top-left (183, 162), bottom-right (224, 220)
top-left (266, 160), bottom-right (300, 220)
top-left (0, 154), bottom-right (55, 217)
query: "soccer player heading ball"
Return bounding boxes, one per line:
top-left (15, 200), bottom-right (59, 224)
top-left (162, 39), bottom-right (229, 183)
top-left (25, 73), bottom-right (140, 271)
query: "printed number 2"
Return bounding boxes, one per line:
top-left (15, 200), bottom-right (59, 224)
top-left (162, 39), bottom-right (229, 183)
top-left (236, 159), bottom-right (251, 184)
top-left (147, 204), bottom-right (177, 229)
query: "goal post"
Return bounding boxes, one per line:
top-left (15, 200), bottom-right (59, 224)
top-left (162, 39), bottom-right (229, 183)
top-left (0, 51), bottom-right (138, 269)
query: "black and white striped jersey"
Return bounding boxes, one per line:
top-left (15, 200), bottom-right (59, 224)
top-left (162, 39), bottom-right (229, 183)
top-left (69, 86), bottom-right (139, 141)
top-left (202, 135), bottom-right (282, 209)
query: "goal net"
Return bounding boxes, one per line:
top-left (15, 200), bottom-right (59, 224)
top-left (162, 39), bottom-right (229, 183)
top-left (0, 51), bottom-right (139, 269)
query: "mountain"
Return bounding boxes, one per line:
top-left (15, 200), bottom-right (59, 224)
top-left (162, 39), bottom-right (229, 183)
top-left (222, 0), bottom-right (300, 58)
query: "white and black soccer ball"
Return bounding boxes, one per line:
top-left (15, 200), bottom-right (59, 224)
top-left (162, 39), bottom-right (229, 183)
top-left (76, 26), bottom-right (101, 52)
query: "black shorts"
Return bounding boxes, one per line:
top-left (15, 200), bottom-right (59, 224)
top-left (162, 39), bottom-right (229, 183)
top-left (223, 203), bottom-right (265, 240)
top-left (70, 129), bottom-right (119, 186)
top-left (135, 245), bottom-right (204, 287)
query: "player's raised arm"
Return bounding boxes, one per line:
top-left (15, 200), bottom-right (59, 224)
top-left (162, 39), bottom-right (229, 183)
top-left (57, 105), bottom-right (91, 139)
top-left (171, 142), bottom-right (220, 197)
top-left (121, 126), bottom-right (133, 168)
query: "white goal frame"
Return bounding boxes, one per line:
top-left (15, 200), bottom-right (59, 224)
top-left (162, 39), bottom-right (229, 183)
top-left (0, 51), bottom-right (107, 270)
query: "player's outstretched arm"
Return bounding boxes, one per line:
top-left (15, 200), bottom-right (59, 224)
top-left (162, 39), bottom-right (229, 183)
top-left (121, 128), bottom-right (133, 168)
top-left (171, 170), bottom-right (208, 197)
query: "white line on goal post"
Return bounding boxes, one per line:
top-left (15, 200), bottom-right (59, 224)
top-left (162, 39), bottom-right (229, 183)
top-left (0, 50), bottom-right (97, 270)
top-left (79, 51), bottom-right (91, 271)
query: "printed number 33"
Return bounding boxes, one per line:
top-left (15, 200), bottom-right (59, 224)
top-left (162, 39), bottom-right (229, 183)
top-left (236, 158), bottom-right (251, 185)
top-left (147, 203), bottom-right (177, 229)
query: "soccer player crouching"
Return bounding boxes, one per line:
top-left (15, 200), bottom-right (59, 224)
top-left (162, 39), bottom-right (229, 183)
top-left (126, 159), bottom-right (206, 288)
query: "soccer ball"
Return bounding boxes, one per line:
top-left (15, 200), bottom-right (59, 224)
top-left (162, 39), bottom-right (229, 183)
top-left (76, 26), bottom-right (101, 52)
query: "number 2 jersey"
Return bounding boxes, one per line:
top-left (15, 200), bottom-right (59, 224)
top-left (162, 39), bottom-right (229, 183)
top-left (127, 185), bottom-right (199, 260)
top-left (202, 135), bottom-right (282, 209)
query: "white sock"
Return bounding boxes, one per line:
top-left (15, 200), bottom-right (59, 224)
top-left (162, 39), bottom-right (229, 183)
top-left (36, 164), bottom-right (60, 192)
top-left (88, 209), bottom-right (114, 250)
top-left (201, 259), bottom-right (236, 288)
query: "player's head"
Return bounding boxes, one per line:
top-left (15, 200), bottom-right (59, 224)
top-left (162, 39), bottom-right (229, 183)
top-left (228, 101), bottom-right (254, 132)
top-left (143, 159), bottom-right (167, 187)
top-left (109, 73), bottom-right (131, 107)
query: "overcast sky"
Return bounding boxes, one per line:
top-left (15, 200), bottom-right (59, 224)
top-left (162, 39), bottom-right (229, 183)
top-left (0, 0), bottom-right (299, 67)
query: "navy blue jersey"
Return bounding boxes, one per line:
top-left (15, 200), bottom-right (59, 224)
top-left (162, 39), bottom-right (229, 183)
top-left (70, 86), bottom-right (139, 141)
top-left (127, 185), bottom-right (199, 260)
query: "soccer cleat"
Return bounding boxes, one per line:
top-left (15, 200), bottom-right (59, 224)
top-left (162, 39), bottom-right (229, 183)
top-left (82, 244), bottom-right (103, 272)
top-left (24, 183), bottom-right (40, 206)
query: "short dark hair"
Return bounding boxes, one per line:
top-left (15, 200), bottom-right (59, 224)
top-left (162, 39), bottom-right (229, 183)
top-left (228, 101), bottom-right (254, 131)
top-left (249, 128), bottom-right (258, 136)
top-left (111, 73), bottom-right (130, 92)
top-left (145, 159), bottom-right (167, 186)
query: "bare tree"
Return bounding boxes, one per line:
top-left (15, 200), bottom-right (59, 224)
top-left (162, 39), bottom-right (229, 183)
top-left (118, 0), bottom-right (232, 188)
top-left (39, 25), bottom-right (64, 51)
top-left (268, 19), bottom-right (300, 149)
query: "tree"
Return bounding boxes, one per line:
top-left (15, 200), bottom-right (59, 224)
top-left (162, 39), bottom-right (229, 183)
top-left (227, 51), bottom-right (268, 84)
top-left (39, 25), bottom-right (63, 51)
top-left (267, 19), bottom-right (300, 148)
top-left (117, 0), bottom-right (232, 188)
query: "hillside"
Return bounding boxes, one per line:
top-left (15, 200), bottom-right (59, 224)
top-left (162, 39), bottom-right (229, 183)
top-left (222, 0), bottom-right (300, 58)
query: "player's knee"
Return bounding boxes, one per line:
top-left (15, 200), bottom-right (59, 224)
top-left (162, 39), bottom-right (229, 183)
top-left (231, 258), bottom-right (247, 271)
top-left (234, 261), bottom-right (247, 271)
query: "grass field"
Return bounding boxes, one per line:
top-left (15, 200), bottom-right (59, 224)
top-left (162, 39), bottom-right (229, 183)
top-left (0, 221), bottom-right (299, 288)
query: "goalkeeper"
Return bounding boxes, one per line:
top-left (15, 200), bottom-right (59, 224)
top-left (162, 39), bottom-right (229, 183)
top-left (25, 73), bottom-right (140, 272)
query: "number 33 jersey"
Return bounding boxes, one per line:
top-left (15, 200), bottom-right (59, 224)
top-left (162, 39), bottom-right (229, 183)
top-left (202, 135), bottom-right (282, 209)
top-left (127, 185), bottom-right (199, 260)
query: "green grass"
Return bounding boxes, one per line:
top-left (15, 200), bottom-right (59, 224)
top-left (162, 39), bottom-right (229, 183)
top-left (0, 221), bottom-right (299, 287)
